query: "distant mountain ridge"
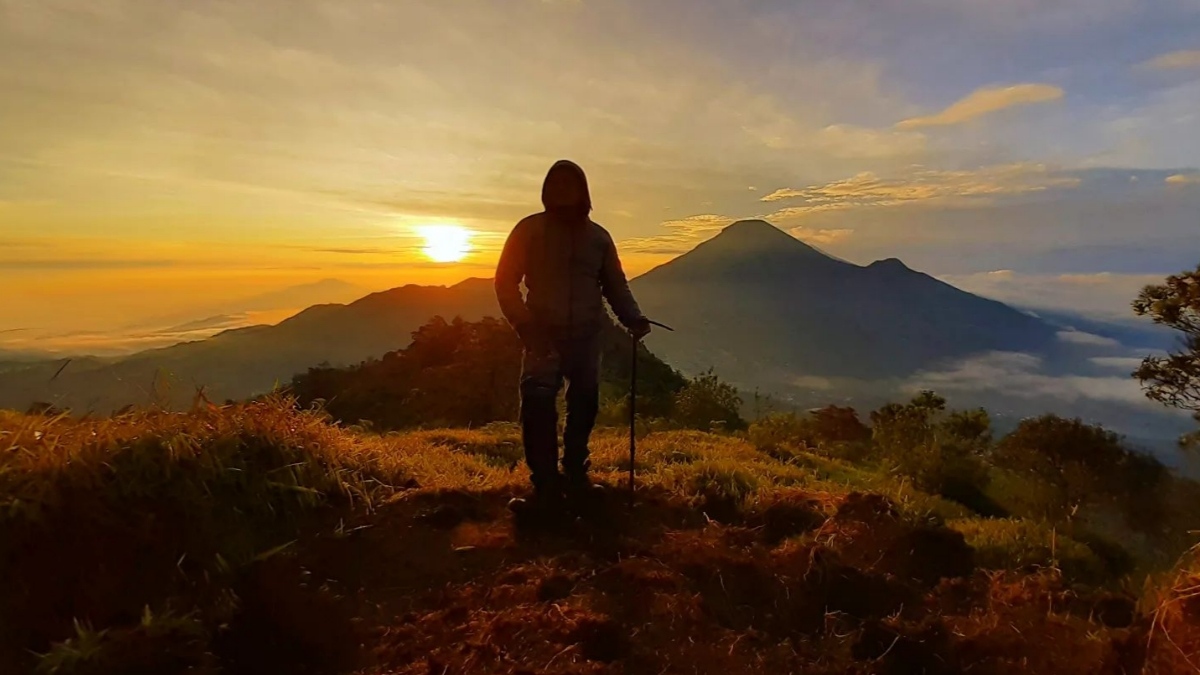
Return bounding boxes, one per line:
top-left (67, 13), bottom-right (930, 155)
top-left (0, 280), bottom-right (500, 413)
top-left (0, 220), bottom-right (1153, 437)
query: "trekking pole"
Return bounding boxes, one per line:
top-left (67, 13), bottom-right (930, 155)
top-left (630, 320), bottom-right (673, 508)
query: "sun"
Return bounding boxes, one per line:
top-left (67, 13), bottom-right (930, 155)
top-left (416, 224), bottom-right (473, 263)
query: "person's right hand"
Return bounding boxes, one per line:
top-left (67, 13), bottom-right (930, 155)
top-left (629, 318), bottom-right (652, 341)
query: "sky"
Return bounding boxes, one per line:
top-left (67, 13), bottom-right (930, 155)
top-left (2, 0), bottom-right (1199, 352)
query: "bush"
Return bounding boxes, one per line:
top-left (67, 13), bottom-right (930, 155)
top-left (748, 407), bottom-right (870, 460)
top-left (949, 518), bottom-right (1110, 584)
top-left (896, 440), bottom-right (991, 501)
top-left (808, 405), bottom-right (872, 444)
top-left (673, 369), bottom-right (746, 432)
top-left (748, 413), bottom-right (812, 454)
top-left (982, 467), bottom-right (1062, 521)
top-left (994, 415), bottom-right (1168, 527)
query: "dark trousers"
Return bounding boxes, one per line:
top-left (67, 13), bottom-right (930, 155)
top-left (519, 334), bottom-right (601, 490)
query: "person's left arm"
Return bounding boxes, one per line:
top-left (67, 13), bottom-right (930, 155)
top-left (599, 229), bottom-right (650, 337)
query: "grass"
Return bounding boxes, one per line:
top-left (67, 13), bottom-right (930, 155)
top-left (2, 398), bottom-right (1197, 674)
top-left (36, 610), bottom-right (214, 675)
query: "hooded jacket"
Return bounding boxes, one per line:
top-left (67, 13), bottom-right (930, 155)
top-left (495, 160), bottom-right (645, 340)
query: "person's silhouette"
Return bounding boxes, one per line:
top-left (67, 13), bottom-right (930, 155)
top-left (495, 160), bottom-right (651, 513)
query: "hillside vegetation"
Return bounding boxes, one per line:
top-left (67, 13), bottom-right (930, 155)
top-left (289, 316), bottom-right (687, 430)
top-left (3, 398), bottom-right (1199, 674)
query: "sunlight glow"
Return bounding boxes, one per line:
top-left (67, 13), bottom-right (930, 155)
top-left (416, 224), bottom-right (473, 263)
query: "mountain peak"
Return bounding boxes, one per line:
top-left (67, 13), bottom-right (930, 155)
top-left (696, 219), bottom-right (834, 262)
top-left (702, 219), bottom-right (809, 251)
top-left (635, 218), bottom-right (839, 281)
top-left (868, 257), bottom-right (913, 272)
top-left (718, 219), bottom-right (793, 240)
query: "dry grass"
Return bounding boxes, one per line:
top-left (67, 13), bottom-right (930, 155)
top-left (1, 398), bottom-right (1196, 674)
top-left (1147, 546), bottom-right (1200, 673)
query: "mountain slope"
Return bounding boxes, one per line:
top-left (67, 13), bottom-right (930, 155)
top-left (632, 220), bottom-right (1060, 381)
top-left (0, 279), bottom-right (501, 413)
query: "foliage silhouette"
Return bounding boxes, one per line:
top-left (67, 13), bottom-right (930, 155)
top-left (1133, 263), bottom-right (1200, 450)
top-left (290, 316), bottom-right (685, 430)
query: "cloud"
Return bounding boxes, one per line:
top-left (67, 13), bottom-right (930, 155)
top-left (758, 164), bottom-right (1080, 221)
top-left (1090, 356), bottom-right (1143, 370)
top-left (619, 214), bottom-right (736, 254)
top-left (310, 247), bottom-right (401, 255)
top-left (0, 0), bottom-right (931, 260)
top-left (622, 213), bottom-right (856, 255)
top-left (1142, 50), bottom-right (1200, 70)
top-left (625, 162), bottom-right (1087, 254)
top-left (939, 270), bottom-right (1166, 321)
top-left (1056, 330), bottom-right (1120, 347)
top-left (0, 309), bottom-right (298, 357)
top-left (907, 0), bottom-right (1143, 30)
top-left (7, 0), bottom-right (1200, 342)
top-left (660, 214), bottom-right (737, 236)
top-left (789, 227), bottom-right (854, 245)
top-left (1057, 272), bottom-right (1118, 284)
top-left (790, 375), bottom-right (834, 391)
top-left (810, 124), bottom-right (928, 159)
top-left (759, 190), bottom-right (814, 203)
top-left (907, 351), bottom-right (1150, 406)
top-left (896, 84), bottom-right (1064, 129)
top-left (1166, 173), bottom-right (1200, 185)
top-left (0, 258), bottom-right (181, 271)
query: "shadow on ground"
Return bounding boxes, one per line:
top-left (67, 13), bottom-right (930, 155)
top-left (231, 485), bottom-right (1152, 675)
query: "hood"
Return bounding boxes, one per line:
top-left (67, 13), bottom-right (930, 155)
top-left (541, 159), bottom-right (592, 218)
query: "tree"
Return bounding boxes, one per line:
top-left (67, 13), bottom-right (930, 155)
top-left (808, 405), bottom-right (871, 444)
top-left (747, 406), bottom-right (870, 461)
top-left (1133, 264), bottom-right (1200, 450)
top-left (869, 391), bottom-right (991, 502)
top-left (941, 408), bottom-right (992, 448)
top-left (869, 392), bottom-right (940, 457)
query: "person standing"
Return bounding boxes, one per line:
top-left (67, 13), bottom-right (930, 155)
top-left (495, 159), bottom-right (651, 513)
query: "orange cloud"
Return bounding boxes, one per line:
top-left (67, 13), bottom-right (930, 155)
top-left (619, 214), bottom-right (735, 254)
top-left (760, 164), bottom-right (1079, 218)
top-left (1142, 50), bottom-right (1200, 70)
top-left (1165, 173), bottom-right (1200, 185)
top-left (896, 83), bottom-right (1064, 129)
top-left (788, 227), bottom-right (854, 245)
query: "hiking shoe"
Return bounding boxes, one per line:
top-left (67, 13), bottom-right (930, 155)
top-left (563, 472), bottom-right (606, 515)
top-left (508, 480), bottom-right (565, 520)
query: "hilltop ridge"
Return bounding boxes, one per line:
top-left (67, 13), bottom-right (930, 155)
top-left (2, 399), bottom-right (1197, 673)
